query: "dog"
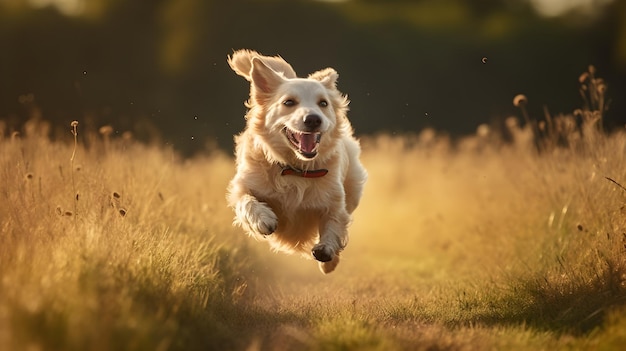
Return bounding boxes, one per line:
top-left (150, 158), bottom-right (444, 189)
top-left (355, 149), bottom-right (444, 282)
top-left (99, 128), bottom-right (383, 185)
top-left (226, 49), bottom-right (367, 274)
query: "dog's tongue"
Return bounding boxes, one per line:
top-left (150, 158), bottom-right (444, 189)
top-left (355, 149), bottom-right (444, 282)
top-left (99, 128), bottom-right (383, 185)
top-left (299, 133), bottom-right (320, 153)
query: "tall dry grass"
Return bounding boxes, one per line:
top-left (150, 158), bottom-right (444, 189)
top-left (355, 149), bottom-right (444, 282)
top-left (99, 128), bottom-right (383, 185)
top-left (235, 66), bottom-right (626, 350)
top-left (0, 120), bottom-right (268, 350)
top-left (1, 66), bottom-right (625, 350)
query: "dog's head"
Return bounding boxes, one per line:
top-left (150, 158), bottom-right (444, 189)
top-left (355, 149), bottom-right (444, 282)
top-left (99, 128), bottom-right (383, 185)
top-left (228, 49), bottom-right (349, 164)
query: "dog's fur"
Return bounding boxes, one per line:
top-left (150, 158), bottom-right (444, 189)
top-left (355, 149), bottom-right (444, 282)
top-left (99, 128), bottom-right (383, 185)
top-left (226, 49), bottom-right (367, 274)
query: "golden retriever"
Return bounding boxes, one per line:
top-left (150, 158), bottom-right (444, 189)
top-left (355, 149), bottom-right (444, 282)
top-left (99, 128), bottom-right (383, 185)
top-left (226, 49), bottom-right (367, 274)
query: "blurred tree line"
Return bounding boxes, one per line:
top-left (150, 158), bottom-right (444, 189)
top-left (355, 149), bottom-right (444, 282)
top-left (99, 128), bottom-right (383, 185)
top-left (1, 0), bottom-right (625, 154)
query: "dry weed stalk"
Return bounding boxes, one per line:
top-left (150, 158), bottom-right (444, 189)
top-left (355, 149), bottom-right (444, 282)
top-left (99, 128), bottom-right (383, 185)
top-left (605, 177), bottom-right (626, 194)
top-left (70, 121), bottom-right (79, 219)
top-left (579, 65), bottom-right (608, 121)
top-left (99, 125), bottom-right (113, 152)
top-left (511, 65), bottom-right (609, 152)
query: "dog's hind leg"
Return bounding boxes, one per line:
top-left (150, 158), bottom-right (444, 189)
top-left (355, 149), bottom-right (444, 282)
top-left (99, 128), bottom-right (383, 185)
top-left (312, 211), bottom-right (350, 273)
top-left (319, 255), bottom-right (340, 274)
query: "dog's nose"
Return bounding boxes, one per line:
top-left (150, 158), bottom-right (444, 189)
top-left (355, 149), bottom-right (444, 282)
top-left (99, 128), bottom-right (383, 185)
top-left (303, 114), bottom-right (322, 131)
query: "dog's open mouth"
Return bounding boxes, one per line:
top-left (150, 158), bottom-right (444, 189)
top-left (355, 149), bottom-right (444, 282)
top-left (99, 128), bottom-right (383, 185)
top-left (284, 127), bottom-right (321, 159)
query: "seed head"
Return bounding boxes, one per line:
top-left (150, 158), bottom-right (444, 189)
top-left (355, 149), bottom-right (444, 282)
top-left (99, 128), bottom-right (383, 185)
top-left (70, 120), bottom-right (79, 137)
top-left (505, 116), bottom-right (519, 129)
top-left (99, 125), bottom-right (114, 136)
top-left (476, 124), bottom-right (489, 138)
top-left (122, 131), bottom-right (133, 141)
top-left (513, 94), bottom-right (527, 107)
top-left (578, 72), bottom-right (589, 84)
top-left (588, 65), bottom-right (596, 75)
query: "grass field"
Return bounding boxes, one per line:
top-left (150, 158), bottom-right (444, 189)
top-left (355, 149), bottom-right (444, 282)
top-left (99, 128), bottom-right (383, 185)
top-left (2, 74), bottom-right (626, 350)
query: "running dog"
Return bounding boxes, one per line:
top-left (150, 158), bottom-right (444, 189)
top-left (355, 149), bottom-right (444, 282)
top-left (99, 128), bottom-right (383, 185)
top-left (226, 49), bottom-right (367, 274)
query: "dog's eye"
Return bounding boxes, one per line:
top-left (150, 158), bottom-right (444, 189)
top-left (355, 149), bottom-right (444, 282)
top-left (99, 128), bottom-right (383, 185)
top-left (283, 99), bottom-right (296, 107)
top-left (318, 100), bottom-right (328, 108)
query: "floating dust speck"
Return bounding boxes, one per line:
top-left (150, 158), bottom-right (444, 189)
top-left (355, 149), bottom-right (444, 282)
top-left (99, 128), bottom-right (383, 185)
top-left (481, 57), bottom-right (488, 64)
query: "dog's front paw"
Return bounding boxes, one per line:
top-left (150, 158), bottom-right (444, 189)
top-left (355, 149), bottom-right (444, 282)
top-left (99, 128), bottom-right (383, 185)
top-left (247, 201), bottom-right (278, 236)
top-left (312, 243), bottom-right (334, 262)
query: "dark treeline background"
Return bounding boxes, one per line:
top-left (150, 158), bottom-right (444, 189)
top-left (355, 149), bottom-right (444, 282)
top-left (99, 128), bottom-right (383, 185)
top-left (1, 0), bottom-right (625, 154)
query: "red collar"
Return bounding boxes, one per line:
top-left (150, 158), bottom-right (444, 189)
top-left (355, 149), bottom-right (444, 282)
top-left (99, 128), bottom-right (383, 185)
top-left (280, 164), bottom-right (328, 178)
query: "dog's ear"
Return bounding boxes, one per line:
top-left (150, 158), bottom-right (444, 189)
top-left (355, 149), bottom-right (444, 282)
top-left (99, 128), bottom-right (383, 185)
top-left (309, 68), bottom-right (339, 90)
top-left (228, 49), bottom-right (257, 80)
top-left (250, 57), bottom-right (285, 99)
top-left (260, 55), bottom-right (297, 79)
top-left (228, 49), bottom-right (297, 81)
